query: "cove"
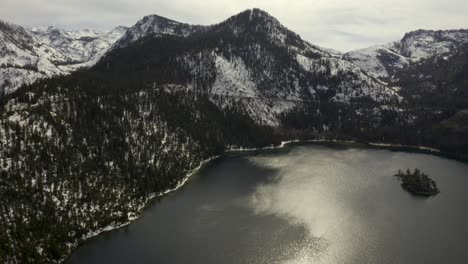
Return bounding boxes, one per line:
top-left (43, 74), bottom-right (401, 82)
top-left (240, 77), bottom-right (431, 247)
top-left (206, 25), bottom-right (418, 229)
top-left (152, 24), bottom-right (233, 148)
top-left (67, 143), bottom-right (468, 264)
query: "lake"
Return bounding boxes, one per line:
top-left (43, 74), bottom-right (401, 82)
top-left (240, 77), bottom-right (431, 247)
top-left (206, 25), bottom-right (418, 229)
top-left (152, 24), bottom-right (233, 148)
top-left (67, 143), bottom-right (468, 264)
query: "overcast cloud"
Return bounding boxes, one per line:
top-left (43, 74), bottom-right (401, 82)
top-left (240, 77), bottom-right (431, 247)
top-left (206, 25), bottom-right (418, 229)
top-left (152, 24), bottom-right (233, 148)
top-left (1, 0), bottom-right (468, 51)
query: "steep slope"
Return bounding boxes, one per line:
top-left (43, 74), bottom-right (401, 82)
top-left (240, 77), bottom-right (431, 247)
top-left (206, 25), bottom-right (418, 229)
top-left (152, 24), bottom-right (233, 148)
top-left (99, 8), bottom-right (400, 126)
top-left (0, 75), bottom-right (277, 263)
top-left (345, 29), bottom-right (468, 81)
top-left (31, 26), bottom-right (127, 69)
top-left (0, 20), bottom-right (126, 95)
top-left (113, 15), bottom-right (205, 48)
top-left (345, 30), bottom-right (468, 147)
top-left (344, 30), bottom-right (468, 108)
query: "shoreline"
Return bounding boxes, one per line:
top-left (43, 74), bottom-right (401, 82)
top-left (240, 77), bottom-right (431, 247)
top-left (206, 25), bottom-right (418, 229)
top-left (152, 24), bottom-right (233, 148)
top-left (64, 138), bottom-right (462, 262)
top-left (228, 139), bottom-right (444, 155)
top-left (367, 142), bottom-right (441, 153)
top-left (63, 155), bottom-right (221, 263)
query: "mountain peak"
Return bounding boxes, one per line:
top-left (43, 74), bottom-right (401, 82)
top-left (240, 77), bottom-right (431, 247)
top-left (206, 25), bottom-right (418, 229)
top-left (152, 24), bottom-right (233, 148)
top-left (110, 26), bottom-right (128, 35)
top-left (139, 14), bottom-right (179, 26)
top-left (0, 19), bottom-right (30, 37)
top-left (247, 8), bottom-right (274, 19)
top-left (112, 9), bottom-right (328, 56)
top-left (398, 28), bottom-right (468, 59)
top-left (227, 8), bottom-right (279, 25)
top-left (345, 27), bottom-right (468, 80)
top-left (114, 13), bottom-right (205, 48)
top-left (214, 8), bottom-right (304, 47)
top-left (0, 20), bottom-right (34, 50)
top-left (0, 19), bottom-right (16, 31)
top-left (401, 28), bottom-right (468, 42)
top-left (0, 19), bottom-right (125, 94)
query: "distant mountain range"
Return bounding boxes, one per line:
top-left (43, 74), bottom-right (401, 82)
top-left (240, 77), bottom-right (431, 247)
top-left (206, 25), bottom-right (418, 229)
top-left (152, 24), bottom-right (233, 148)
top-left (0, 20), bottom-right (126, 94)
top-left (346, 29), bottom-right (468, 108)
top-left (0, 9), bottom-right (467, 264)
top-left (346, 29), bottom-right (468, 79)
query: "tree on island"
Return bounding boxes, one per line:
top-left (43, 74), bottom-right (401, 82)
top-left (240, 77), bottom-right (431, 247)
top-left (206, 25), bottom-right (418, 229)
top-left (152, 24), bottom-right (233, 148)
top-left (395, 168), bottom-right (440, 196)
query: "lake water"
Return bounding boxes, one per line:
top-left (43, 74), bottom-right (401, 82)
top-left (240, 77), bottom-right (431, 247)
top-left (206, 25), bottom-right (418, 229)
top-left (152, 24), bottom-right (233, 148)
top-left (67, 143), bottom-right (468, 264)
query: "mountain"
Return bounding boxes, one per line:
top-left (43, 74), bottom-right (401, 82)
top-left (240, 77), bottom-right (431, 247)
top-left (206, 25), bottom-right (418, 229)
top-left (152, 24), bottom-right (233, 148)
top-left (345, 29), bottom-right (468, 144)
top-left (99, 8), bottom-right (400, 126)
top-left (113, 14), bottom-right (206, 48)
top-left (345, 29), bottom-right (468, 80)
top-left (345, 29), bottom-right (468, 104)
top-left (0, 9), bottom-right (468, 264)
top-left (0, 20), bottom-right (126, 95)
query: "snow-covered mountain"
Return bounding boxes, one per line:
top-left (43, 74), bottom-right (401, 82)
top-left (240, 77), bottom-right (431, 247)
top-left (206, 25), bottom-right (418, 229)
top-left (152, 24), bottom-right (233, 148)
top-left (0, 20), bottom-right (126, 95)
top-left (345, 28), bottom-right (468, 112)
top-left (113, 14), bottom-right (205, 48)
top-left (344, 29), bottom-right (468, 81)
top-left (101, 8), bottom-right (400, 125)
top-left (2, 9), bottom-right (468, 264)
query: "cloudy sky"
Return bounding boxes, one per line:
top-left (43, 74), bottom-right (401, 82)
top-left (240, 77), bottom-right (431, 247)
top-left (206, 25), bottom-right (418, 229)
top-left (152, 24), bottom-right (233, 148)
top-left (2, 0), bottom-right (468, 51)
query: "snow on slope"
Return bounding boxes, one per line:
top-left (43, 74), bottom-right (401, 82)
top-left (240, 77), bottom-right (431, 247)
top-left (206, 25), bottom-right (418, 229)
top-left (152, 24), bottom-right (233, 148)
top-left (113, 14), bottom-right (205, 48)
top-left (114, 8), bottom-right (338, 59)
top-left (400, 29), bottom-right (468, 60)
top-left (31, 26), bottom-right (127, 69)
top-left (113, 9), bottom-right (400, 126)
top-left (1, 9), bottom-right (402, 127)
top-left (296, 53), bottom-right (401, 103)
top-left (344, 44), bottom-right (408, 79)
top-left (0, 20), bottom-right (126, 95)
top-left (209, 54), bottom-right (298, 126)
top-left (345, 29), bottom-right (468, 80)
top-left (211, 95), bottom-right (298, 126)
top-left (211, 55), bottom-right (259, 98)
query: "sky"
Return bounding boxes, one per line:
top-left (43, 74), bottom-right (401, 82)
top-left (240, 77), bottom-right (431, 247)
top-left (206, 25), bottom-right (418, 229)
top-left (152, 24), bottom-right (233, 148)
top-left (1, 0), bottom-right (468, 52)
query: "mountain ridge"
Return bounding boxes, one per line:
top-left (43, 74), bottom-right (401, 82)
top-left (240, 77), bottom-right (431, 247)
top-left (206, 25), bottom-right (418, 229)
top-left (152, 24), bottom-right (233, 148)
top-left (345, 28), bottom-right (468, 80)
top-left (98, 8), bottom-right (400, 125)
top-left (0, 21), bottom-right (127, 95)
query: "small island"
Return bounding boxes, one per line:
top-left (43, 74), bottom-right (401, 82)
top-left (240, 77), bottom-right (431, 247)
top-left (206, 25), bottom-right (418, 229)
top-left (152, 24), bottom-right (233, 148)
top-left (394, 169), bottom-right (440, 196)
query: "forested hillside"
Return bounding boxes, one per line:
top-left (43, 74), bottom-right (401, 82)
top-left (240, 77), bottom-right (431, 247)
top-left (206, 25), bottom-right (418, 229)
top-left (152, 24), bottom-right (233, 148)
top-left (0, 73), bottom-right (278, 263)
top-left (346, 30), bottom-right (468, 153)
top-left (95, 9), bottom-right (400, 126)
